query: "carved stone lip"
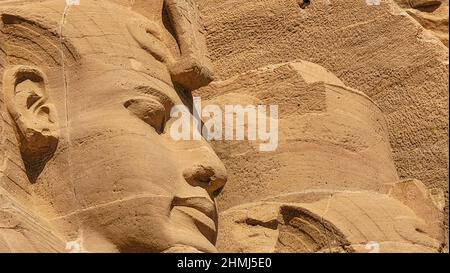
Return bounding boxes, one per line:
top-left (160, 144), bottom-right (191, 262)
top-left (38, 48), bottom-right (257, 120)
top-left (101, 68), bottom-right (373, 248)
top-left (171, 196), bottom-right (216, 221)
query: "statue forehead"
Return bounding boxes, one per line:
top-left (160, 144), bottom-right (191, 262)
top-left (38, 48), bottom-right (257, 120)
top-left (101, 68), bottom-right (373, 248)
top-left (0, 0), bottom-right (173, 84)
top-left (1, 0), bottom-right (214, 90)
top-left (0, 0), bottom-right (144, 43)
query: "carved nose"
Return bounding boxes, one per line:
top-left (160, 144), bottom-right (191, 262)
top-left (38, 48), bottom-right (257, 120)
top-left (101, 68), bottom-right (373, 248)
top-left (183, 164), bottom-right (227, 197)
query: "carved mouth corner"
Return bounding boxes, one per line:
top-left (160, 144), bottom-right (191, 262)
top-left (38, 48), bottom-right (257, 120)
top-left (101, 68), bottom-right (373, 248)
top-left (170, 196), bottom-right (217, 221)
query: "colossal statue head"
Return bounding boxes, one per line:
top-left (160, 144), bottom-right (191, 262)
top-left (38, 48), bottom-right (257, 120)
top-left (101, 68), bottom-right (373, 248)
top-left (0, 0), bottom-right (227, 253)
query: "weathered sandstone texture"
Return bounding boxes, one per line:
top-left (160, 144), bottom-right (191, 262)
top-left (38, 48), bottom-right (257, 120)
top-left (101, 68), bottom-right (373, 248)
top-left (395, 0), bottom-right (448, 46)
top-left (195, 0), bottom-right (449, 252)
top-left (196, 61), bottom-right (446, 252)
top-left (0, 0), bottom-right (448, 253)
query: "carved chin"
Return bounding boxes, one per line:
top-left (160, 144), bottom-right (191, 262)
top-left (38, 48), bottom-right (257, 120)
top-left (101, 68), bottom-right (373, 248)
top-left (168, 205), bottom-right (219, 253)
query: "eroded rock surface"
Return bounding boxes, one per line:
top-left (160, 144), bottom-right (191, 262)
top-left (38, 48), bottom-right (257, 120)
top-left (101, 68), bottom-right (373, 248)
top-left (395, 0), bottom-right (448, 46)
top-left (195, 61), bottom-right (447, 252)
top-left (0, 0), bottom-right (448, 253)
top-left (217, 187), bottom-right (444, 253)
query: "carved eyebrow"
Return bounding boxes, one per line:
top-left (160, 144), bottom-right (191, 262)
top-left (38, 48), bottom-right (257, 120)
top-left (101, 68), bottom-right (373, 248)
top-left (133, 85), bottom-right (175, 109)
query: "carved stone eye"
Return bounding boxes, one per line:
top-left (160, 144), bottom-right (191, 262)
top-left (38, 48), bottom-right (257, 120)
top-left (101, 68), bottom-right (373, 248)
top-left (124, 97), bottom-right (167, 133)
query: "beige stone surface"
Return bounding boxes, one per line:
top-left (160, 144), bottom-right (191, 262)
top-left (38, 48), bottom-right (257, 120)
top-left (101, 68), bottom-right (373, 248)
top-left (395, 0), bottom-right (448, 46)
top-left (0, 0), bottom-right (448, 253)
top-left (0, 192), bottom-right (65, 252)
top-left (196, 0), bottom-right (448, 202)
top-left (197, 61), bottom-right (400, 209)
top-left (195, 0), bottom-right (449, 251)
top-left (195, 60), bottom-right (447, 252)
top-left (1, 0), bottom-right (226, 253)
top-left (216, 190), bottom-right (444, 253)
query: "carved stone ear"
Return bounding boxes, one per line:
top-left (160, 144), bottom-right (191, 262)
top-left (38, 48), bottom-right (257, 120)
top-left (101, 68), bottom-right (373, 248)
top-left (3, 66), bottom-right (59, 183)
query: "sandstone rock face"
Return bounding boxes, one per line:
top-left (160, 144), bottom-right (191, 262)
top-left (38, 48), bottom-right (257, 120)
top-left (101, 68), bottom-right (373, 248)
top-left (0, 0), bottom-right (448, 253)
top-left (395, 0), bottom-right (449, 46)
top-left (197, 61), bottom-right (400, 208)
top-left (1, 0), bottom-right (227, 253)
top-left (195, 0), bottom-right (449, 252)
top-left (217, 189), bottom-right (443, 253)
top-left (196, 0), bottom-right (448, 202)
top-left (0, 193), bottom-right (65, 252)
top-left (195, 60), bottom-right (446, 253)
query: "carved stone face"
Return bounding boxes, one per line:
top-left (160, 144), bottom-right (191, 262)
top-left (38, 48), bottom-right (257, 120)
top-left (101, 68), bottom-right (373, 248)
top-left (0, 0), bottom-right (226, 252)
top-left (59, 65), bottom-right (227, 253)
